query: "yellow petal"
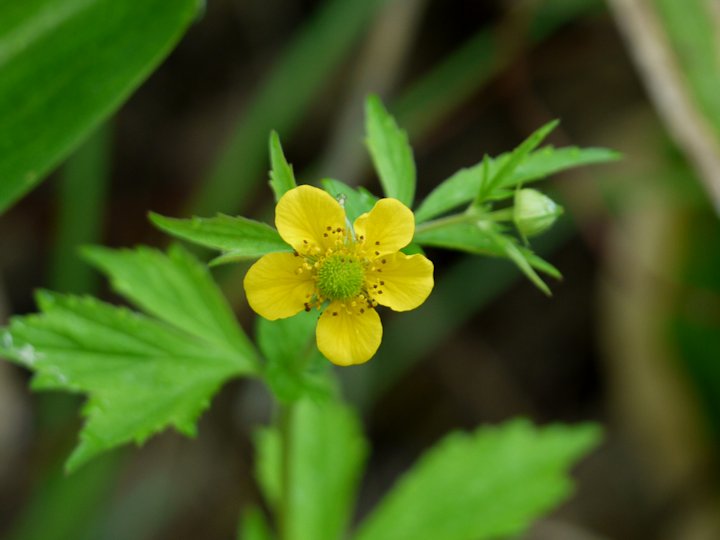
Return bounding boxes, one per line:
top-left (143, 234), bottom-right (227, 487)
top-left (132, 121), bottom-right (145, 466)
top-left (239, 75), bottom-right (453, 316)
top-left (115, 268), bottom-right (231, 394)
top-left (369, 252), bottom-right (434, 312)
top-left (354, 198), bottom-right (414, 256)
top-left (316, 301), bottom-right (382, 366)
top-left (244, 252), bottom-right (315, 320)
top-left (275, 185), bottom-right (346, 253)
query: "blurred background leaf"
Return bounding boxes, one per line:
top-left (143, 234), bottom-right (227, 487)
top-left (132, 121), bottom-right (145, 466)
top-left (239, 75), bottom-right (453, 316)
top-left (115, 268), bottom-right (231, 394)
top-left (0, 0), bottom-right (203, 213)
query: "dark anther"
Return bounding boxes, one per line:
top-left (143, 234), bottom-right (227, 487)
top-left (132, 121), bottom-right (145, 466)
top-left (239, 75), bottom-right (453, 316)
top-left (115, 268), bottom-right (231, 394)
top-left (304, 303), bottom-right (311, 312)
top-left (332, 311), bottom-right (338, 316)
top-left (375, 251), bottom-right (380, 256)
top-left (293, 250), bottom-right (299, 257)
top-left (326, 226), bottom-right (332, 230)
top-left (381, 259), bottom-right (386, 264)
top-left (375, 241), bottom-right (380, 245)
top-left (378, 290), bottom-right (383, 294)
top-left (323, 233), bottom-right (328, 237)
top-left (380, 281), bottom-right (385, 285)
top-left (360, 308), bottom-right (365, 313)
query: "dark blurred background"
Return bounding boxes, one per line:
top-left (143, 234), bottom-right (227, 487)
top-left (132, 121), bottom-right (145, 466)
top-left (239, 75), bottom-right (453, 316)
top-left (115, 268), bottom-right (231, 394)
top-left (2, 0), bottom-right (720, 538)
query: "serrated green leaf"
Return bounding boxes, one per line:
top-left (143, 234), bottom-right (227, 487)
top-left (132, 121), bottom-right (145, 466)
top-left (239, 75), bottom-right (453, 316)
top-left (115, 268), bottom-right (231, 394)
top-left (257, 310), bottom-right (333, 403)
top-left (365, 95), bottom-right (416, 207)
top-left (149, 213), bottom-right (290, 262)
top-left (415, 146), bottom-right (620, 223)
top-left (321, 178), bottom-right (378, 223)
top-left (414, 223), bottom-right (559, 293)
top-left (255, 398), bottom-right (368, 540)
top-left (3, 289), bottom-right (251, 473)
top-left (0, 0), bottom-right (202, 214)
top-left (475, 120), bottom-right (559, 204)
top-left (82, 245), bottom-right (258, 362)
top-left (237, 507), bottom-right (275, 540)
top-left (353, 420), bottom-right (601, 540)
top-left (269, 131), bottom-right (297, 201)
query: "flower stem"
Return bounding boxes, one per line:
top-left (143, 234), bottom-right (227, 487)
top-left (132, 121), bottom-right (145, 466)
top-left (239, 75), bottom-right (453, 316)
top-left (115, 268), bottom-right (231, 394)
top-left (278, 401), bottom-right (294, 540)
top-left (414, 207), bottom-right (514, 235)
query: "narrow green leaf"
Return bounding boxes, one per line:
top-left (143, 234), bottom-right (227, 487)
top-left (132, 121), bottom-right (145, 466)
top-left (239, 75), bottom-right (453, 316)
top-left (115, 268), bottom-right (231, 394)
top-left (82, 245), bottom-right (258, 363)
top-left (475, 120), bottom-right (559, 204)
top-left (149, 213), bottom-right (290, 261)
top-left (3, 290), bottom-right (250, 472)
top-left (269, 131), bottom-right (297, 201)
top-left (255, 398), bottom-right (368, 540)
top-left (414, 223), bottom-right (559, 292)
top-left (499, 237), bottom-right (552, 296)
top-left (353, 420), bottom-right (601, 540)
top-left (0, 0), bottom-right (202, 213)
top-left (257, 311), bottom-right (333, 403)
top-left (237, 507), bottom-right (275, 540)
top-left (365, 95), bottom-right (416, 207)
top-left (321, 178), bottom-right (378, 223)
top-left (415, 146), bottom-right (620, 223)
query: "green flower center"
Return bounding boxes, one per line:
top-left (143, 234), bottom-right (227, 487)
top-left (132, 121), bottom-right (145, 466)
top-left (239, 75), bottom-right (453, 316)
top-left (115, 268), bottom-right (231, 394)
top-left (317, 254), bottom-right (365, 300)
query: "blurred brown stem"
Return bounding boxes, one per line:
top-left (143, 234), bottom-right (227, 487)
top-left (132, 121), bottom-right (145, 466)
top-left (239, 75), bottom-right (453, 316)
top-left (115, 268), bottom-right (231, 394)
top-left (607, 0), bottom-right (720, 215)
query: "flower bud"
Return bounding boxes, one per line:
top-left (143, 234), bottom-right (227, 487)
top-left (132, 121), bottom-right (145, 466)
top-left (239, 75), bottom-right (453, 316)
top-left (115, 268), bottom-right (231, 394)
top-left (513, 188), bottom-right (563, 238)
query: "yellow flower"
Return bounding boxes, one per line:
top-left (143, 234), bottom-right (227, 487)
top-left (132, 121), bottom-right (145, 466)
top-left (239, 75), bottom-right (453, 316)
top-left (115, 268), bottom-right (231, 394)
top-left (244, 185), bottom-right (434, 366)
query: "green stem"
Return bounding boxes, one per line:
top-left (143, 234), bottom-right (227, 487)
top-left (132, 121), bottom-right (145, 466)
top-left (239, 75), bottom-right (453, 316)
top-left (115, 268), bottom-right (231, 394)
top-left (278, 402), bottom-right (294, 540)
top-left (414, 207), bottom-right (514, 235)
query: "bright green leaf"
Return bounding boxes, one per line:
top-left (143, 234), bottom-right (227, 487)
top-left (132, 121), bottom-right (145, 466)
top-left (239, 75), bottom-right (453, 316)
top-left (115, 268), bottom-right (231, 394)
top-left (257, 310), bottom-right (333, 403)
top-left (475, 120), bottom-right (559, 204)
top-left (0, 0), bottom-right (202, 213)
top-left (321, 178), bottom-right (378, 223)
top-left (255, 398), bottom-right (368, 540)
top-left (414, 223), bottom-right (559, 294)
top-left (3, 289), bottom-right (252, 473)
top-left (269, 131), bottom-right (297, 201)
top-left (149, 213), bottom-right (290, 264)
top-left (82, 245), bottom-right (258, 363)
top-left (353, 420), bottom-right (601, 540)
top-left (365, 95), bottom-right (416, 207)
top-left (415, 146), bottom-right (620, 223)
top-left (237, 507), bottom-right (275, 540)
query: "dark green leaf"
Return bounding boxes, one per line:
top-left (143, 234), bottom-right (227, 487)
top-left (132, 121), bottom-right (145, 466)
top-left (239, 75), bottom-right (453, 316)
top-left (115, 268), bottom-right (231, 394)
top-left (415, 146), bottom-right (620, 223)
top-left (353, 420), bottom-right (601, 540)
top-left (269, 131), bottom-right (297, 201)
top-left (365, 95), bottom-right (416, 207)
top-left (149, 213), bottom-right (290, 263)
top-left (0, 0), bottom-right (202, 213)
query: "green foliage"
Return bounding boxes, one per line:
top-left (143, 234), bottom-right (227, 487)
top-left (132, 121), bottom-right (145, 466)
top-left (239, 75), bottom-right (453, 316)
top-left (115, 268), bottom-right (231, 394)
top-left (476, 120), bottom-right (559, 205)
top-left (269, 131), bottom-right (297, 201)
top-left (414, 220), bottom-right (561, 295)
top-left (415, 145), bottom-right (620, 223)
top-left (238, 507), bottom-right (275, 540)
top-left (256, 398), bottom-right (368, 540)
top-left (365, 95), bottom-right (417, 207)
top-left (655, 0), bottom-right (720, 137)
top-left (0, 0), bottom-right (202, 214)
top-left (353, 420), bottom-right (601, 540)
top-left (1, 246), bottom-right (257, 472)
top-left (149, 213), bottom-right (290, 266)
top-left (321, 178), bottom-right (378, 222)
top-left (257, 311), bottom-right (333, 403)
